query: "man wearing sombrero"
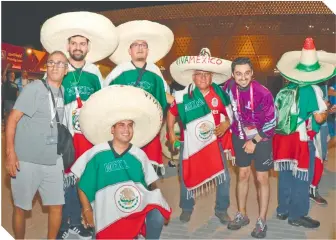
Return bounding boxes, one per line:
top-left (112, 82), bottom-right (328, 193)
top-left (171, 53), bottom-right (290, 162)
top-left (71, 85), bottom-right (171, 239)
top-left (311, 51), bottom-right (336, 206)
top-left (167, 48), bottom-right (233, 224)
top-left (104, 20), bottom-right (174, 176)
top-left (222, 57), bottom-right (276, 239)
top-left (41, 11), bottom-right (119, 239)
top-left (273, 38), bottom-right (335, 229)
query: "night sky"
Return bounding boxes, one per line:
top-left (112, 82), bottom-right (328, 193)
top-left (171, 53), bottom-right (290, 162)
top-left (1, 1), bottom-right (189, 50)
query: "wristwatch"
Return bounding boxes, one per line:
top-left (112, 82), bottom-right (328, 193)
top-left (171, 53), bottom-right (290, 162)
top-left (251, 138), bottom-right (258, 144)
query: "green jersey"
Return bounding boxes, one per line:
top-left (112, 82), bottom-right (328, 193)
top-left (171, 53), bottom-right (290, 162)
top-left (104, 62), bottom-right (168, 111)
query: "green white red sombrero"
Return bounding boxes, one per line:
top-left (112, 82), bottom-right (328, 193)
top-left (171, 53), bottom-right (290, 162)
top-left (277, 37), bottom-right (336, 85)
top-left (79, 85), bottom-right (163, 147)
top-left (170, 48), bottom-right (232, 87)
top-left (109, 20), bottom-right (174, 64)
top-left (40, 11), bottom-right (119, 63)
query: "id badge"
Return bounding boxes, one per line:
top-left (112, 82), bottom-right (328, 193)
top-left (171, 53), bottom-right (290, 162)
top-left (243, 126), bottom-right (258, 140)
top-left (46, 135), bottom-right (58, 145)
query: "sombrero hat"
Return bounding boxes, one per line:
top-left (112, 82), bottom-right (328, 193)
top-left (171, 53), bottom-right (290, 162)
top-left (109, 20), bottom-right (174, 64)
top-left (169, 48), bottom-right (232, 87)
top-left (317, 51), bottom-right (336, 66)
top-left (276, 37), bottom-right (336, 85)
top-left (79, 85), bottom-right (163, 147)
top-left (41, 11), bottom-right (119, 63)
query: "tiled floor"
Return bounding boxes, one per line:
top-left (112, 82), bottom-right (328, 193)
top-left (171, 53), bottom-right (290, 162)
top-left (1, 133), bottom-right (335, 239)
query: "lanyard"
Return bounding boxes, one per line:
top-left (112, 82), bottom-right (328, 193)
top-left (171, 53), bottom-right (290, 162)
top-left (43, 81), bottom-right (63, 127)
top-left (236, 83), bottom-right (254, 120)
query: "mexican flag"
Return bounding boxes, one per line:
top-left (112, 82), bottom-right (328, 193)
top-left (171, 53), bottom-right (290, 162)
top-left (273, 84), bottom-right (327, 181)
top-left (71, 143), bottom-right (172, 239)
top-left (175, 83), bottom-right (231, 197)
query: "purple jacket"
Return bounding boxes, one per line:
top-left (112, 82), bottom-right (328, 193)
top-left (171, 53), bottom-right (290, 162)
top-left (222, 79), bottom-right (276, 140)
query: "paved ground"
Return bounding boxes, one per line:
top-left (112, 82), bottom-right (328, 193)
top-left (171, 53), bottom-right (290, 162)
top-left (1, 132), bottom-right (335, 239)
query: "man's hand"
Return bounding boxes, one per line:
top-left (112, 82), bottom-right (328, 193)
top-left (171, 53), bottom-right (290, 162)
top-left (83, 209), bottom-right (95, 228)
top-left (168, 131), bottom-right (179, 151)
top-left (6, 150), bottom-right (20, 177)
top-left (214, 120), bottom-right (230, 138)
top-left (314, 111), bottom-right (328, 124)
top-left (329, 105), bottom-right (336, 113)
top-left (166, 93), bottom-right (175, 105)
top-left (242, 140), bottom-right (256, 154)
top-left (148, 181), bottom-right (158, 191)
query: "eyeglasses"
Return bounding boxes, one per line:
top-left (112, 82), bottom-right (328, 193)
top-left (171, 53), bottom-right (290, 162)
top-left (130, 43), bottom-right (148, 49)
top-left (193, 72), bottom-right (212, 78)
top-left (46, 60), bottom-right (68, 68)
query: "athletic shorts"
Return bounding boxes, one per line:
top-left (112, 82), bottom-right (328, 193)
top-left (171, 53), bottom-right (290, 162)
top-left (232, 134), bottom-right (273, 172)
top-left (11, 158), bottom-right (65, 210)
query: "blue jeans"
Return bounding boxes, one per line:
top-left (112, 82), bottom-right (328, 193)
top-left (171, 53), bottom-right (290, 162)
top-left (145, 209), bottom-right (164, 240)
top-left (60, 175), bottom-right (82, 231)
top-left (327, 114), bottom-right (336, 137)
top-left (179, 142), bottom-right (230, 213)
top-left (277, 140), bottom-right (315, 220)
top-left (277, 170), bottom-right (310, 220)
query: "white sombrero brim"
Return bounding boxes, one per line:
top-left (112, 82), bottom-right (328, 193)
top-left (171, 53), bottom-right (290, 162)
top-left (277, 51), bottom-right (336, 85)
top-left (109, 20), bottom-right (174, 64)
top-left (79, 85), bottom-right (163, 147)
top-left (170, 56), bottom-right (232, 86)
top-left (317, 51), bottom-right (336, 66)
top-left (41, 11), bottom-right (119, 63)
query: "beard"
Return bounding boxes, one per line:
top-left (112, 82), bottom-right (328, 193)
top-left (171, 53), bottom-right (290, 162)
top-left (135, 57), bottom-right (146, 61)
top-left (69, 51), bottom-right (87, 61)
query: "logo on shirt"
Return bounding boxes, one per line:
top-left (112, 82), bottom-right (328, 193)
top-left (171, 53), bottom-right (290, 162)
top-left (115, 185), bottom-right (141, 213)
top-left (211, 97), bottom-right (218, 107)
top-left (195, 120), bottom-right (214, 141)
top-left (245, 101), bottom-right (252, 110)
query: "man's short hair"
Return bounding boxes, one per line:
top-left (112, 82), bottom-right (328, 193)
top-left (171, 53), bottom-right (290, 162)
top-left (47, 50), bottom-right (68, 62)
top-left (231, 57), bottom-right (253, 73)
top-left (67, 35), bottom-right (89, 43)
top-left (112, 120), bottom-right (135, 128)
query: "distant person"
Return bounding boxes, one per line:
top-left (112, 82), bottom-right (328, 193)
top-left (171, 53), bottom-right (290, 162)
top-left (15, 70), bottom-right (32, 93)
top-left (2, 71), bottom-right (19, 124)
top-left (328, 77), bottom-right (336, 138)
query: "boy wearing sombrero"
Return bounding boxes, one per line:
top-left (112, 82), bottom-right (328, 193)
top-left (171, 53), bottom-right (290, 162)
top-left (167, 48), bottom-right (233, 224)
top-left (41, 11), bottom-right (119, 239)
top-left (273, 38), bottom-right (335, 228)
top-left (71, 85), bottom-right (171, 239)
top-left (104, 20), bottom-right (174, 176)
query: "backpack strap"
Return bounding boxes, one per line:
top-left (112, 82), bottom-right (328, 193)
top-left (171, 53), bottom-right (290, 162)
top-left (131, 62), bottom-right (147, 87)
